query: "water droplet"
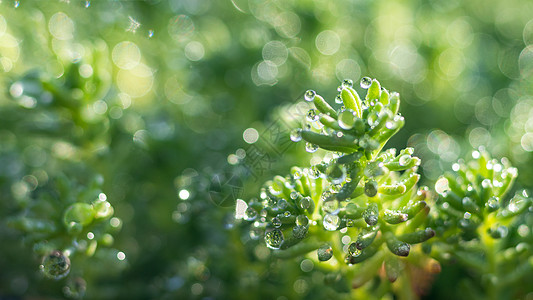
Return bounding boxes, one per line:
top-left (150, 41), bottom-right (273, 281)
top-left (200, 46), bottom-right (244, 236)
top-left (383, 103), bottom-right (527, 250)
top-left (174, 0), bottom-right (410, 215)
top-left (305, 143), bottom-right (318, 153)
top-left (342, 79), bottom-right (353, 88)
top-left (296, 215), bottom-right (309, 226)
top-left (323, 214), bottom-right (340, 231)
top-left (272, 217), bottom-right (282, 228)
top-left (398, 155), bottom-right (411, 166)
top-left (304, 90), bottom-right (316, 102)
top-left (348, 243), bottom-right (361, 256)
top-left (277, 199), bottom-right (288, 209)
top-left (299, 197), bottom-right (311, 210)
top-left (338, 110), bottom-right (356, 130)
top-left (385, 121), bottom-right (395, 129)
top-left (308, 165), bottom-right (321, 179)
top-left (364, 180), bottom-right (378, 197)
top-left (307, 109), bottom-right (319, 122)
top-left (317, 244), bottom-right (333, 261)
top-left (293, 225), bottom-right (308, 239)
top-left (148, 30), bottom-right (154, 38)
top-left (40, 250), bottom-right (70, 280)
top-left (290, 191), bottom-right (299, 200)
top-left (367, 112), bottom-right (379, 127)
top-left (244, 207), bottom-right (258, 221)
top-left (265, 229), bottom-right (284, 249)
top-left (326, 164), bottom-right (346, 185)
top-left (283, 211), bottom-right (291, 217)
top-left (360, 77), bottom-right (372, 89)
top-left (322, 199), bottom-right (339, 214)
top-left (290, 128), bottom-right (302, 142)
top-left (14, 0), bottom-right (20, 8)
top-left (335, 95), bottom-right (343, 104)
top-left (84, 1), bottom-right (90, 8)
top-left (452, 163), bottom-right (460, 172)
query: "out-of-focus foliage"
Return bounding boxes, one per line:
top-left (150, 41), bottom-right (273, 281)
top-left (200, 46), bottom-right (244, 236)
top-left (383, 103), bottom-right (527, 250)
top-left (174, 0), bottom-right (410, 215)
top-left (0, 0), bottom-right (532, 299)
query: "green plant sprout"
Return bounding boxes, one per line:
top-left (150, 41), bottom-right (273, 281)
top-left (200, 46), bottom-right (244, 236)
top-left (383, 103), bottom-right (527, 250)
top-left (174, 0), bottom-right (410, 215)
top-left (240, 78), bottom-right (532, 299)
top-left (7, 173), bottom-right (125, 298)
top-left (242, 78), bottom-right (440, 297)
top-left (431, 149), bottom-right (533, 300)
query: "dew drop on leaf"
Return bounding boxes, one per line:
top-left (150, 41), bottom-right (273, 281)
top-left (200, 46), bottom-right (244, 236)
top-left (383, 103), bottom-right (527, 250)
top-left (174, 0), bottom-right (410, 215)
top-left (299, 197), bottom-right (311, 210)
top-left (272, 217), bottom-right (282, 228)
top-left (305, 143), bottom-right (318, 153)
top-left (244, 207), bottom-right (258, 221)
top-left (338, 110), bottom-right (355, 130)
top-left (398, 155), bottom-right (411, 166)
top-left (326, 164), bottom-right (346, 185)
top-left (342, 79), bottom-right (353, 88)
top-left (317, 244), bottom-right (333, 261)
top-left (296, 215), bottom-right (309, 226)
top-left (360, 77), bottom-right (372, 89)
top-left (335, 95), bottom-right (343, 104)
top-left (307, 109), bottom-right (318, 122)
top-left (304, 90), bottom-right (316, 102)
top-left (40, 250), bottom-right (70, 280)
top-left (265, 229), bottom-right (284, 249)
top-left (323, 214), bottom-right (340, 231)
top-left (290, 128), bottom-right (302, 142)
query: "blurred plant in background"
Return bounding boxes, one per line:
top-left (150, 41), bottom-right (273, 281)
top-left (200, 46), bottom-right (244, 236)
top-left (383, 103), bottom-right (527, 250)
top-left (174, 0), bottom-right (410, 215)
top-left (0, 0), bottom-right (532, 299)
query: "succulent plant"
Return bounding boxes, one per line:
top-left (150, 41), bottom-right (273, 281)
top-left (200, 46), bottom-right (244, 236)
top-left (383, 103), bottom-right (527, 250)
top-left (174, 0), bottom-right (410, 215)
top-left (241, 78), bottom-right (439, 293)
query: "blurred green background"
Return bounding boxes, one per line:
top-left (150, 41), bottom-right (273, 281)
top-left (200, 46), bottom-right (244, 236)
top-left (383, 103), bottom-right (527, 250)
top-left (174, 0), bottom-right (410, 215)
top-left (1, 0), bottom-right (532, 299)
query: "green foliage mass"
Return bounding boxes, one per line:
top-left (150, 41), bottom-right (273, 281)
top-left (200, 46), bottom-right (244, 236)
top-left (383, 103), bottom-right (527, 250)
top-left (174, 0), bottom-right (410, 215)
top-left (0, 1), bottom-right (532, 300)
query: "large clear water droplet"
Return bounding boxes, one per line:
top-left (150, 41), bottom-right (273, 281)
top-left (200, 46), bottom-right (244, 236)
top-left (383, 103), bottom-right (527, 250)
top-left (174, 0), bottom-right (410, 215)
top-left (322, 199), bottom-right (339, 214)
top-left (326, 164), bottom-right (346, 185)
top-left (360, 77), bottom-right (372, 89)
top-left (40, 250), bottom-right (70, 280)
top-left (364, 180), bottom-right (378, 197)
top-left (244, 207), bottom-right (258, 221)
top-left (265, 229), bottom-right (284, 249)
top-left (290, 128), bottom-right (302, 142)
top-left (272, 217), bottom-right (282, 228)
top-left (296, 215), bottom-right (309, 226)
top-left (299, 197), bottom-right (311, 210)
top-left (338, 110), bottom-right (356, 130)
top-left (308, 165), bottom-right (321, 179)
top-left (307, 109), bottom-right (319, 122)
top-left (399, 155), bottom-right (411, 166)
top-left (290, 191), bottom-right (299, 200)
top-left (293, 225), bottom-right (308, 239)
top-left (277, 199), bottom-right (288, 209)
top-left (323, 214), bottom-right (340, 231)
top-left (305, 143), bottom-right (318, 153)
top-left (348, 243), bottom-right (361, 257)
top-left (304, 90), bottom-right (316, 102)
top-left (317, 244), bottom-right (333, 261)
top-left (342, 79), bottom-right (353, 88)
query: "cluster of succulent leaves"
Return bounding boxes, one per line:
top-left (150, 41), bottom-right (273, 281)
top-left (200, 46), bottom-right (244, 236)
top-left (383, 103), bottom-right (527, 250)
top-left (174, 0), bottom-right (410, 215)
top-left (430, 149), bottom-right (533, 299)
top-left (243, 78), bottom-right (439, 292)
top-left (242, 78), bottom-right (533, 298)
